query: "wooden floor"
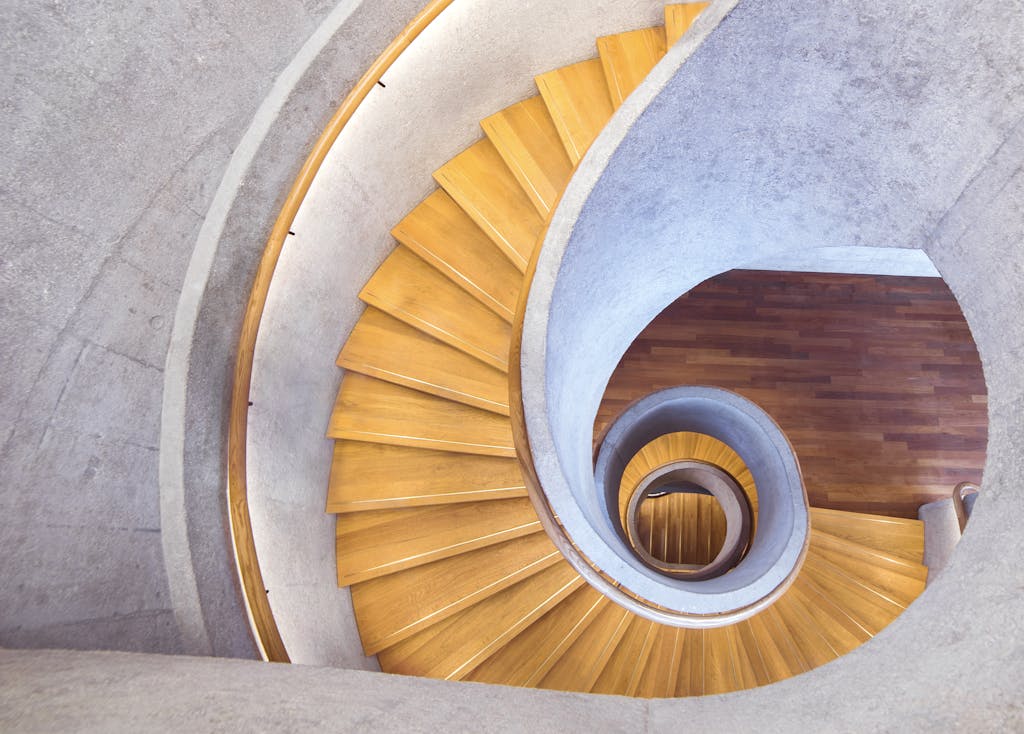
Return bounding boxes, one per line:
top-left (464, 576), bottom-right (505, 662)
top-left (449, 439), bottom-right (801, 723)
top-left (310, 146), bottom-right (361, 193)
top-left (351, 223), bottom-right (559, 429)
top-left (596, 270), bottom-right (987, 518)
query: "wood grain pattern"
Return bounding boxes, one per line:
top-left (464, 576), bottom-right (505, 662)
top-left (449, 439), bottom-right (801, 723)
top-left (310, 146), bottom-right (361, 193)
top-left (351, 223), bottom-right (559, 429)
top-left (352, 532), bottom-right (560, 654)
top-left (597, 26), bottom-right (667, 108)
top-left (810, 507), bottom-right (924, 561)
top-left (391, 189), bottom-right (521, 321)
top-left (664, 3), bottom-right (709, 46)
top-left (338, 307), bottom-right (510, 415)
top-left (327, 441), bottom-right (525, 512)
top-left (328, 374), bottom-right (516, 457)
top-left (535, 58), bottom-right (615, 164)
top-left (433, 138), bottom-right (543, 271)
top-left (539, 600), bottom-right (632, 693)
top-left (591, 616), bottom-right (658, 695)
top-left (360, 246), bottom-right (511, 371)
top-left (634, 626), bottom-right (682, 698)
top-left (335, 498), bottom-right (540, 585)
top-left (465, 584), bottom-right (607, 687)
top-left (376, 562), bottom-right (582, 680)
top-left (481, 95), bottom-right (574, 217)
top-left (598, 270), bottom-right (986, 518)
top-left (229, 0), bottom-right (457, 663)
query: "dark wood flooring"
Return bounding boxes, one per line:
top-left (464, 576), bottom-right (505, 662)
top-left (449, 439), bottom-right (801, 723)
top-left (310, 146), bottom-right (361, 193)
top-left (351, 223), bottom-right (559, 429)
top-left (596, 270), bottom-right (987, 518)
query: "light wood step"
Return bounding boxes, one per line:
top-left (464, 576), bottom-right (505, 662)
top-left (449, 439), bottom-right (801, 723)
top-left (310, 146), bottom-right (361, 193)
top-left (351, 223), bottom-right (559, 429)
top-left (335, 498), bottom-right (541, 585)
top-left (433, 138), bottom-right (543, 272)
top-left (724, 623), bottom-right (764, 691)
top-left (634, 626), bottom-right (682, 698)
top-left (664, 3), bottom-right (709, 46)
top-left (352, 531), bottom-right (561, 654)
top-left (539, 601), bottom-right (632, 693)
top-left (535, 58), bottom-right (615, 165)
top-left (809, 529), bottom-right (927, 606)
top-left (801, 554), bottom-right (905, 634)
top-left (360, 246), bottom-right (511, 371)
top-left (391, 189), bottom-right (521, 322)
top-left (327, 442), bottom-right (525, 512)
top-left (597, 26), bottom-right (667, 108)
top-left (810, 507), bottom-right (924, 562)
top-left (377, 562), bottom-right (583, 680)
top-left (338, 307), bottom-right (510, 415)
top-left (732, 619), bottom-right (772, 688)
top-left (481, 95), bottom-right (574, 218)
top-left (789, 577), bottom-right (869, 654)
top-left (591, 616), bottom-right (658, 696)
top-left (703, 626), bottom-right (739, 694)
top-left (674, 628), bottom-right (704, 696)
top-left (745, 608), bottom-right (804, 683)
top-left (465, 584), bottom-right (607, 687)
top-left (773, 592), bottom-right (838, 669)
top-left (328, 374), bottom-right (516, 457)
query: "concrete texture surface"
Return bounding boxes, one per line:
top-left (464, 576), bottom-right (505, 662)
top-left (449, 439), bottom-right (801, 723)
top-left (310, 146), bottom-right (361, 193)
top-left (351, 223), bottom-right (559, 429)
top-left (523, 0), bottom-right (1023, 727)
top-left (248, 0), bottom-right (669, 667)
top-left (0, 648), bottom-right (647, 733)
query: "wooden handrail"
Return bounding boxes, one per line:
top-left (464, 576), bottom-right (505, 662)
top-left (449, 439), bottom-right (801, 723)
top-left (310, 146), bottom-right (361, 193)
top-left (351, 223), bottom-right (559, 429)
top-left (952, 481), bottom-right (980, 533)
top-left (227, 0), bottom-right (455, 663)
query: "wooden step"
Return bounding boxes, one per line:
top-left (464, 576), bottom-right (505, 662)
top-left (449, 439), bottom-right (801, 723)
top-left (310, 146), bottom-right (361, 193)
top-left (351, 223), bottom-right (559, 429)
top-left (338, 308), bottom-right (510, 415)
top-left (810, 529), bottom-right (927, 606)
top-left (664, 3), bottom-right (709, 46)
top-left (732, 619), bottom-right (772, 688)
top-left (801, 554), bottom-right (905, 635)
top-left (465, 584), bottom-right (607, 687)
top-left (773, 592), bottom-right (838, 669)
top-left (391, 189), bottom-right (521, 322)
top-left (789, 577), bottom-right (869, 654)
top-left (336, 498), bottom-right (541, 585)
top-left (359, 246), bottom-right (511, 371)
top-left (535, 58), bottom-right (615, 165)
top-left (745, 608), bottom-right (804, 683)
top-left (596, 26), bottom-right (667, 108)
top-left (674, 628), bottom-right (704, 696)
top-left (481, 95), bottom-right (574, 217)
top-left (634, 626), bottom-right (682, 698)
top-left (538, 601), bottom-right (632, 693)
top-left (377, 562), bottom-right (582, 680)
top-left (433, 138), bottom-right (543, 272)
top-left (810, 507), bottom-right (924, 562)
top-left (328, 374), bottom-right (516, 457)
top-left (352, 532), bottom-right (561, 654)
top-left (327, 442), bottom-right (525, 512)
top-left (591, 616), bottom-right (658, 696)
top-left (703, 626), bottom-right (739, 694)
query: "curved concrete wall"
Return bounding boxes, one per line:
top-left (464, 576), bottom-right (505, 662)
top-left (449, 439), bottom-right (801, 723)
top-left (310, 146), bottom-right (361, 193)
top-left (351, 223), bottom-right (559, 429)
top-left (247, 0), bottom-right (669, 666)
top-left (523, 0), bottom-right (1023, 724)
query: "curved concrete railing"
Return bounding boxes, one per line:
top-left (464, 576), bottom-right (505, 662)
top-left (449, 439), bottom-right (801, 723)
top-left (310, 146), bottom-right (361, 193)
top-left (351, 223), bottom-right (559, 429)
top-left (518, 0), bottom-right (1021, 724)
top-left (588, 386), bottom-right (807, 620)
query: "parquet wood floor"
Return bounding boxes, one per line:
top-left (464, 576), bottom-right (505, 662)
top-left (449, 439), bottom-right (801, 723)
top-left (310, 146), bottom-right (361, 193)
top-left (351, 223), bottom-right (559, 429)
top-left (596, 270), bottom-right (987, 518)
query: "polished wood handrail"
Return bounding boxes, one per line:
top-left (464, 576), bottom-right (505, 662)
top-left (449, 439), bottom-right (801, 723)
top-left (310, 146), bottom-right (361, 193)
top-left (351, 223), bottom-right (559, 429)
top-left (227, 0), bottom-right (456, 663)
top-left (952, 481), bottom-right (980, 534)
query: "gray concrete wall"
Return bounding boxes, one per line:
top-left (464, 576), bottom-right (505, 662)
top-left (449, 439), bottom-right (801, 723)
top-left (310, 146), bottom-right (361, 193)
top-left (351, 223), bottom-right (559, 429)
top-left (0, 0), bottom-right (427, 657)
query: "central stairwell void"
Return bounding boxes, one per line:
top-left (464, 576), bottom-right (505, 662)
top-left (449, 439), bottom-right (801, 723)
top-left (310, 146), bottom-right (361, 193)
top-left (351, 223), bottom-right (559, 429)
top-left (322, 3), bottom-right (943, 696)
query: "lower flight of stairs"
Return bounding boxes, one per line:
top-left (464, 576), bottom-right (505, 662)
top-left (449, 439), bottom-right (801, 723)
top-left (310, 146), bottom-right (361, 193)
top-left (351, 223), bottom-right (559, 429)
top-left (324, 3), bottom-right (928, 696)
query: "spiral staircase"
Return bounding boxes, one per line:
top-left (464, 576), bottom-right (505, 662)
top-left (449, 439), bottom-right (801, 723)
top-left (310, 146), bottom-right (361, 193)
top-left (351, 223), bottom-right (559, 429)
top-left (326, 3), bottom-right (928, 697)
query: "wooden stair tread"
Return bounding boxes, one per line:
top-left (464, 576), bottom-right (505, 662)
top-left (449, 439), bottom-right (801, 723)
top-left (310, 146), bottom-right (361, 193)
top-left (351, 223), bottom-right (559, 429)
top-left (597, 26), bottom-right (667, 108)
top-left (352, 531), bottom-right (561, 654)
top-left (745, 608), bottom-right (805, 683)
top-left (702, 626), bottom-right (739, 694)
top-left (539, 601), bottom-right (632, 693)
top-left (327, 442), bottom-right (525, 512)
top-left (592, 616), bottom-right (658, 696)
top-left (335, 498), bottom-right (540, 585)
top-left (481, 95), bottom-right (574, 217)
top-left (773, 592), bottom-right (839, 669)
top-left (674, 628), bottom-right (703, 696)
top-left (789, 577), bottom-right (869, 653)
top-left (535, 58), bottom-right (615, 165)
top-left (360, 246), bottom-right (511, 371)
top-left (465, 584), bottom-right (607, 687)
top-left (328, 374), bottom-right (516, 457)
top-left (433, 138), bottom-right (543, 272)
top-left (665, 3), bottom-right (709, 47)
top-left (391, 189), bottom-right (521, 322)
top-left (810, 507), bottom-right (925, 562)
top-left (377, 562), bottom-right (582, 680)
top-left (634, 626), bottom-right (682, 698)
top-left (801, 554), bottom-right (906, 634)
top-left (338, 307), bottom-right (510, 415)
top-left (732, 620), bottom-right (772, 688)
